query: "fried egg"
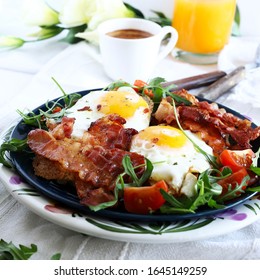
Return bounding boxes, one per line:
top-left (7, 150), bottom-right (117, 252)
top-left (130, 125), bottom-right (213, 196)
top-left (66, 87), bottom-right (151, 138)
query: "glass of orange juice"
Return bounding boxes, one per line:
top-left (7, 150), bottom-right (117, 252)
top-left (172, 0), bottom-right (236, 64)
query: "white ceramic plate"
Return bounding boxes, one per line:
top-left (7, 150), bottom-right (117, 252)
top-left (1, 126), bottom-right (260, 243)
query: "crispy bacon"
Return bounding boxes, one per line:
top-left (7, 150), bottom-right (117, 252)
top-left (48, 116), bottom-right (75, 140)
top-left (88, 114), bottom-right (137, 150)
top-left (154, 93), bottom-right (260, 154)
top-left (75, 147), bottom-right (145, 206)
top-left (27, 114), bottom-right (145, 206)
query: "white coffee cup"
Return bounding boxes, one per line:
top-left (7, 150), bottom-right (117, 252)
top-left (97, 18), bottom-right (178, 83)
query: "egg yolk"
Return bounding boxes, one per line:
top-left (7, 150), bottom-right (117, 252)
top-left (137, 126), bottom-right (187, 148)
top-left (98, 91), bottom-right (149, 118)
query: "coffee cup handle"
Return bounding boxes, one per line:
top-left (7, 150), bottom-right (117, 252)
top-left (157, 26), bottom-right (178, 62)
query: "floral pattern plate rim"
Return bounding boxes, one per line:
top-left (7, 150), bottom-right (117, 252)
top-left (1, 163), bottom-right (260, 243)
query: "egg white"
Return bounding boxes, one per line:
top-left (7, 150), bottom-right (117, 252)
top-left (66, 87), bottom-right (151, 138)
top-left (130, 125), bottom-right (213, 196)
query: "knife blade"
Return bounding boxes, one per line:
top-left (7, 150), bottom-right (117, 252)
top-left (197, 66), bottom-right (246, 101)
top-left (197, 43), bottom-right (260, 101)
top-left (163, 43), bottom-right (260, 101)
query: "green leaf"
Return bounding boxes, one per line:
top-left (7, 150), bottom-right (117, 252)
top-left (138, 158), bottom-right (153, 185)
top-left (149, 11), bottom-right (172, 27)
top-left (145, 77), bottom-right (191, 108)
top-left (0, 239), bottom-right (37, 260)
top-left (88, 155), bottom-right (153, 211)
top-left (0, 138), bottom-right (28, 168)
top-left (51, 253), bottom-right (61, 260)
top-left (63, 24), bottom-right (87, 44)
top-left (103, 80), bottom-right (132, 91)
top-left (247, 186), bottom-right (260, 192)
top-left (250, 166), bottom-right (260, 176)
top-left (167, 91), bottom-right (192, 106)
top-left (122, 155), bottom-right (141, 186)
top-left (122, 155), bottom-right (153, 187)
top-left (123, 3), bottom-right (145, 18)
top-left (148, 77), bottom-right (166, 86)
top-left (217, 175), bottom-right (250, 202)
top-left (29, 25), bottom-right (64, 40)
top-left (232, 5), bottom-right (241, 36)
top-left (160, 189), bottom-right (187, 209)
top-left (17, 78), bottom-right (81, 129)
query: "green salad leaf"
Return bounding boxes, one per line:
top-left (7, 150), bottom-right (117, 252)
top-left (0, 239), bottom-right (37, 260)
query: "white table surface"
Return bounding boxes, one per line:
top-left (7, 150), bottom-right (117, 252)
top-left (0, 1), bottom-right (260, 260)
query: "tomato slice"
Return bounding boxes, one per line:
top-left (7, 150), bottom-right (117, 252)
top-left (133, 79), bottom-right (148, 89)
top-left (218, 168), bottom-right (249, 195)
top-left (123, 180), bottom-right (168, 214)
top-left (219, 149), bottom-right (254, 172)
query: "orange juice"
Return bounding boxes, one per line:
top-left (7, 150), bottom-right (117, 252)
top-left (172, 0), bottom-right (236, 54)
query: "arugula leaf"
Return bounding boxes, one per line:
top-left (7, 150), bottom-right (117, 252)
top-left (122, 155), bottom-right (153, 187)
top-left (0, 138), bottom-right (28, 168)
top-left (0, 239), bottom-right (37, 260)
top-left (160, 169), bottom-right (226, 214)
top-left (247, 186), bottom-right (260, 192)
top-left (51, 253), bottom-right (62, 260)
top-left (18, 78), bottom-right (81, 129)
top-left (145, 77), bottom-right (192, 107)
top-left (250, 166), bottom-right (260, 176)
top-left (217, 175), bottom-right (250, 203)
top-left (88, 155), bottom-right (153, 211)
top-left (161, 190), bottom-right (186, 209)
top-left (88, 173), bottom-right (124, 211)
top-left (103, 80), bottom-right (132, 91)
top-left (0, 239), bottom-right (62, 260)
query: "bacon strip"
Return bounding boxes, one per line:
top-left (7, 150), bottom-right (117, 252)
top-left (154, 93), bottom-right (260, 154)
top-left (28, 114), bottom-right (145, 206)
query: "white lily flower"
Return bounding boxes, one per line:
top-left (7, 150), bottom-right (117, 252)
top-left (0, 36), bottom-right (25, 48)
top-left (22, 0), bottom-right (59, 26)
top-left (76, 30), bottom-right (99, 45)
top-left (60, 0), bottom-right (134, 28)
top-left (59, 0), bottom-right (96, 27)
top-left (87, 0), bottom-right (135, 30)
top-left (75, 0), bottom-right (135, 44)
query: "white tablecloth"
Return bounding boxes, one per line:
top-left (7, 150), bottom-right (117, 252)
top-left (0, 1), bottom-right (260, 260)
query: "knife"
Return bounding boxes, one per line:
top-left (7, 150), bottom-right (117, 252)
top-left (196, 65), bottom-right (246, 101)
top-left (197, 42), bottom-right (260, 101)
top-left (162, 70), bottom-right (226, 91)
top-left (164, 43), bottom-right (260, 101)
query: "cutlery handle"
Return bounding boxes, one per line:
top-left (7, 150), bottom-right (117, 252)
top-left (162, 70), bottom-right (226, 91)
top-left (197, 66), bottom-right (246, 101)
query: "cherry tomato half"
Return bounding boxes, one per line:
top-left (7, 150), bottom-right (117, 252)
top-left (218, 167), bottom-right (249, 195)
top-left (123, 180), bottom-right (168, 214)
top-left (133, 80), bottom-right (154, 98)
top-left (133, 79), bottom-right (148, 89)
top-left (219, 149), bottom-right (254, 172)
